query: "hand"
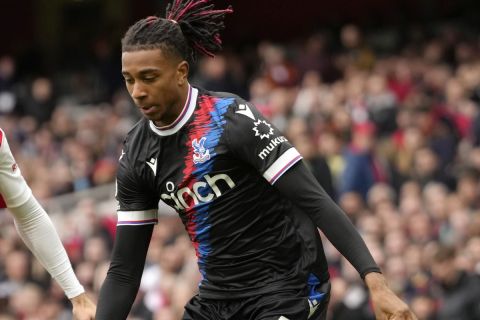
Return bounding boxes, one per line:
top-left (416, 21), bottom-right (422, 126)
top-left (70, 292), bottom-right (96, 320)
top-left (364, 272), bottom-right (418, 320)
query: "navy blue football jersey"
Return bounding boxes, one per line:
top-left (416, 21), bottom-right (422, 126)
top-left (116, 85), bottom-right (327, 299)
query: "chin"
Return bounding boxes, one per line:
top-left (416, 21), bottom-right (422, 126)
top-left (141, 111), bottom-right (161, 121)
top-left (144, 114), bottom-right (155, 120)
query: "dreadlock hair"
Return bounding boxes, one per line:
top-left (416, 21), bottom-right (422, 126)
top-left (121, 0), bottom-right (233, 64)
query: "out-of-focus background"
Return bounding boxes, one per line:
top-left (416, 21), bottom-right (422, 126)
top-left (1, 0), bottom-right (480, 319)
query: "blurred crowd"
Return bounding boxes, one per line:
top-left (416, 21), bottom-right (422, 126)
top-left (1, 21), bottom-right (480, 320)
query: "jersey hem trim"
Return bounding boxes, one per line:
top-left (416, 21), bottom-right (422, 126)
top-left (263, 148), bottom-right (303, 184)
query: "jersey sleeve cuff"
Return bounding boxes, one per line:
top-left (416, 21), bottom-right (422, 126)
top-left (117, 209), bottom-right (158, 226)
top-left (360, 267), bottom-right (382, 279)
top-left (263, 148), bottom-right (303, 184)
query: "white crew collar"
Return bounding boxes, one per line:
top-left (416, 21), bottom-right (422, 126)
top-left (149, 85), bottom-right (198, 136)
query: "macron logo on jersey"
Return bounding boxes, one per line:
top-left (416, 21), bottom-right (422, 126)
top-left (147, 158), bottom-right (157, 176)
top-left (235, 103), bottom-right (255, 120)
top-left (235, 104), bottom-right (276, 141)
top-left (308, 299), bottom-right (320, 318)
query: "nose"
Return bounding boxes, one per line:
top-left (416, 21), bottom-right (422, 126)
top-left (131, 82), bottom-right (147, 100)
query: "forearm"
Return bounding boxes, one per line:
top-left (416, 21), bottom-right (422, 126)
top-left (10, 195), bottom-right (84, 299)
top-left (96, 224), bottom-right (153, 319)
top-left (275, 161), bottom-right (380, 278)
top-left (364, 272), bottom-right (417, 319)
top-left (96, 273), bottom-right (142, 319)
top-left (364, 271), bottom-right (388, 290)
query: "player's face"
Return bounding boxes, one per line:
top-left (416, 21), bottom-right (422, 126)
top-left (121, 48), bottom-right (189, 127)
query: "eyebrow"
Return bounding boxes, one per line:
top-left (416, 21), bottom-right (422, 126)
top-left (122, 68), bottom-right (161, 77)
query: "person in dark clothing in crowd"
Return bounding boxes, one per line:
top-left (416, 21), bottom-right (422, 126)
top-left (431, 245), bottom-right (480, 320)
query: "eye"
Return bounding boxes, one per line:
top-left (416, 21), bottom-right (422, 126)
top-left (143, 76), bottom-right (157, 83)
top-left (123, 77), bottom-right (134, 85)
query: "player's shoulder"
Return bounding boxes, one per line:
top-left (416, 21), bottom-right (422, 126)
top-left (209, 89), bottom-right (243, 102)
top-left (198, 88), bottom-right (247, 111)
top-left (198, 88), bottom-right (259, 124)
top-left (117, 118), bottom-right (154, 180)
top-left (121, 118), bottom-right (151, 159)
top-left (124, 117), bottom-right (149, 141)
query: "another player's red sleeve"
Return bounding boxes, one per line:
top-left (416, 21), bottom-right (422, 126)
top-left (0, 128), bottom-right (31, 208)
top-left (0, 195), bottom-right (6, 208)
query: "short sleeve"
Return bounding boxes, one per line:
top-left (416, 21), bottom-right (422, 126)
top-left (225, 101), bottom-right (302, 184)
top-left (116, 148), bottom-right (159, 226)
top-left (0, 129), bottom-right (31, 208)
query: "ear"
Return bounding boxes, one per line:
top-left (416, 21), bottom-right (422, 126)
top-left (176, 60), bottom-right (189, 86)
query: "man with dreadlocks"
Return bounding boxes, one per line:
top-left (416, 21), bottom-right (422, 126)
top-left (96, 0), bottom-right (417, 319)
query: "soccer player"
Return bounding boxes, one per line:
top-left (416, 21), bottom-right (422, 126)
top-left (96, 0), bottom-right (417, 319)
top-left (0, 128), bottom-right (96, 319)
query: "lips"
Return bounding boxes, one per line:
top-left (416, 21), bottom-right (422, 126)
top-left (139, 105), bottom-right (157, 115)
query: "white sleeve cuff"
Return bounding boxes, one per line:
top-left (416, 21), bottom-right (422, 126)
top-left (263, 148), bottom-right (303, 184)
top-left (117, 209), bottom-right (158, 226)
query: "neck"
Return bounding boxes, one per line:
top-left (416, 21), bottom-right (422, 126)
top-left (153, 83), bottom-right (190, 127)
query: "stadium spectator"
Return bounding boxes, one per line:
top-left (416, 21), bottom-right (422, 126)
top-left (340, 122), bottom-right (389, 199)
top-left (431, 245), bottom-right (480, 320)
top-left (0, 56), bottom-right (17, 114)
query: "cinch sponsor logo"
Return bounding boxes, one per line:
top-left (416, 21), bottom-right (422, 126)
top-left (160, 173), bottom-right (235, 211)
top-left (258, 136), bottom-right (288, 160)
